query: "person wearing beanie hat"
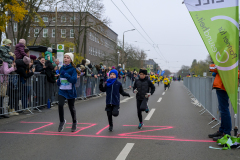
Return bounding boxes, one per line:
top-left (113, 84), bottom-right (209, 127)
top-left (15, 56), bottom-right (34, 110)
top-left (133, 68), bottom-right (155, 129)
top-left (19, 39), bottom-right (26, 45)
top-left (0, 39), bottom-right (14, 68)
top-left (45, 47), bottom-right (53, 63)
top-left (99, 69), bottom-right (130, 132)
top-left (56, 52), bottom-right (78, 132)
top-left (23, 56), bottom-right (31, 65)
top-left (30, 55), bottom-right (37, 60)
top-left (14, 39), bottom-right (28, 60)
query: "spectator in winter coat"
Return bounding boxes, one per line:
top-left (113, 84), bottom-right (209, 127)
top-left (14, 39), bottom-right (28, 59)
top-left (45, 60), bottom-right (56, 83)
top-left (45, 47), bottom-right (53, 63)
top-left (0, 39), bottom-right (14, 68)
top-left (15, 56), bottom-right (34, 83)
top-left (35, 56), bottom-right (46, 73)
top-left (0, 54), bottom-right (16, 118)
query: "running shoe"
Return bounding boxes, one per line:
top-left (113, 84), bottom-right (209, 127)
top-left (109, 126), bottom-right (113, 132)
top-left (138, 123), bottom-right (144, 129)
top-left (58, 120), bottom-right (66, 132)
top-left (145, 107), bottom-right (149, 113)
top-left (71, 121), bottom-right (78, 132)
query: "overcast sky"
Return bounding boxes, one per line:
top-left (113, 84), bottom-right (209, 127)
top-left (102, 0), bottom-right (239, 72)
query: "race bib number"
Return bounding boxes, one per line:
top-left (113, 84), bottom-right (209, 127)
top-left (164, 80), bottom-right (167, 83)
top-left (60, 78), bottom-right (72, 90)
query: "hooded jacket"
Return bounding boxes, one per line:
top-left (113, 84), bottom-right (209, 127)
top-left (133, 77), bottom-right (155, 100)
top-left (57, 64), bottom-right (77, 99)
top-left (14, 43), bottom-right (27, 59)
top-left (99, 80), bottom-right (129, 106)
top-left (15, 59), bottom-right (33, 83)
top-left (45, 51), bottom-right (53, 63)
top-left (45, 60), bottom-right (56, 83)
top-left (34, 60), bottom-right (45, 73)
top-left (209, 64), bottom-right (240, 91)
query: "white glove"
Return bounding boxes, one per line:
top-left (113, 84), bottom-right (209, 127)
top-left (145, 93), bottom-right (151, 98)
top-left (134, 89), bottom-right (138, 94)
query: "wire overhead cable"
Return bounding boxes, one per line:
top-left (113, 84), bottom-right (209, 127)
top-left (120, 0), bottom-right (167, 61)
top-left (111, 0), bottom-right (167, 62)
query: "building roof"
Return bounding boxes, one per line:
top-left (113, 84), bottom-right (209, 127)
top-left (27, 46), bottom-right (57, 53)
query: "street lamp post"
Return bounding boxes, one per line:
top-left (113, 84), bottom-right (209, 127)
top-left (55, 0), bottom-right (65, 50)
top-left (122, 29), bottom-right (135, 65)
top-left (117, 50), bottom-right (120, 66)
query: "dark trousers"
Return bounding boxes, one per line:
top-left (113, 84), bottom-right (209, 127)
top-left (106, 104), bottom-right (119, 127)
top-left (164, 84), bottom-right (169, 90)
top-left (216, 90), bottom-right (232, 135)
top-left (58, 95), bottom-right (77, 123)
top-left (136, 99), bottom-right (148, 123)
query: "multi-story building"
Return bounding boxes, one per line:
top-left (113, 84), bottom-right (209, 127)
top-left (7, 12), bottom-right (118, 65)
top-left (144, 59), bottom-right (160, 73)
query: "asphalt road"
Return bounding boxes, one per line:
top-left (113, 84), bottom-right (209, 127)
top-left (0, 81), bottom-right (239, 160)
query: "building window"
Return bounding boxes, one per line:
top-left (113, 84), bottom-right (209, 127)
top-left (61, 16), bottom-right (66, 22)
top-left (34, 29), bottom-right (39, 37)
top-left (43, 16), bottom-right (48, 22)
top-left (69, 47), bottom-right (74, 52)
top-left (13, 23), bottom-right (17, 32)
top-left (61, 29), bottom-right (66, 38)
top-left (52, 44), bottom-right (55, 49)
top-left (89, 32), bottom-right (92, 40)
top-left (70, 16), bottom-right (75, 22)
top-left (52, 17), bottom-right (56, 22)
top-left (52, 29), bottom-right (55, 37)
top-left (70, 29), bottom-right (74, 38)
top-left (13, 38), bottom-right (17, 46)
top-left (43, 29), bottom-right (48, 37)
top-left (35, 16), bottom-right (39, 22)
top-left (90, 47), bottom-right (93, 55)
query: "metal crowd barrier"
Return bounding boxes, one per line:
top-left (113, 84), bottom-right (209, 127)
top-left (0, 74), bottom-right (133, 116)
top-left (183, 77), bottom-right (240, 133)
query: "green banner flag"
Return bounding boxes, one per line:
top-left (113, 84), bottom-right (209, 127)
top-left (184, 0), bottom-right (239, 113)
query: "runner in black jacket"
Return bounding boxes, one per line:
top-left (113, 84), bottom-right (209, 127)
top-left (133, 68), bottom-right (155, 129)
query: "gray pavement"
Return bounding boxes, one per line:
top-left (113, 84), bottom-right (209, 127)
top-left (0, 81), bottom-right (239, 160)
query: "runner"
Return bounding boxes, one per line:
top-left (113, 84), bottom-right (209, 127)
top-left (133, 69), bottom-right (155, 129)
top-left (57, 53), bottom-right (81, 132)
top-left (163, 75), bottom-right (170, 91)
top-left (99, 69), bottom-right (130, 132)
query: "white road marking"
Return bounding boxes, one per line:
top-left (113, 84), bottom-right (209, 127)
top-left (162, 92), bottom-right (165, 95)
top-left (116, 143), bottom-right (135, 160)
top-left (144, 109), bottom-right (156, 120)
top-left (157, 97), bottom-right (162, 103)
top-left (120, 97), bottom-right (133, 103)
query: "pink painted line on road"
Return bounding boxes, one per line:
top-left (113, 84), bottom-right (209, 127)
top-left (0, 131), bottom-right (215, 143)
top-left (96, 125), bottom-right (109, 135)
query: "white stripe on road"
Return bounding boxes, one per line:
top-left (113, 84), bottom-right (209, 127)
top-left (120, 97), bottom-right (133, 103)
top-left (162, 92), bottom-right (165, 95)
top-left (157, 97), bottom-right (162, 102)
top-left (144, 109), bottom-right (156, 120)
top-left (116, 143), bottom-right (135, 160)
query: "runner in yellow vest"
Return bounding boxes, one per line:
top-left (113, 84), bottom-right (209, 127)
top-left (149, 73), bottom-right (155, 85)
top-left (163, 75), bottom-right (169, 91)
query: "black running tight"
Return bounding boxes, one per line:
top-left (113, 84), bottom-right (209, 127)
top-left (58, 95), bottom-right (77, 123)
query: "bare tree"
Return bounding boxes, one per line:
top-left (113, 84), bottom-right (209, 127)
top-left (63, 0), bottom-right (111, 58)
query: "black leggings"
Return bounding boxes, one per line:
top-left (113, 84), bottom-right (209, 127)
top-left (136, 99), bottom-right (148, 123)
top-left (58, 95), bottom-right (77, 123)
top-left (107, 111), bottom-right (113, 127)
top-left (106, 105), bottom-right (119, 127)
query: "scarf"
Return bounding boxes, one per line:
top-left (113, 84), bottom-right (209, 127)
top-left (107, 78), bottom-right (117, 87)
